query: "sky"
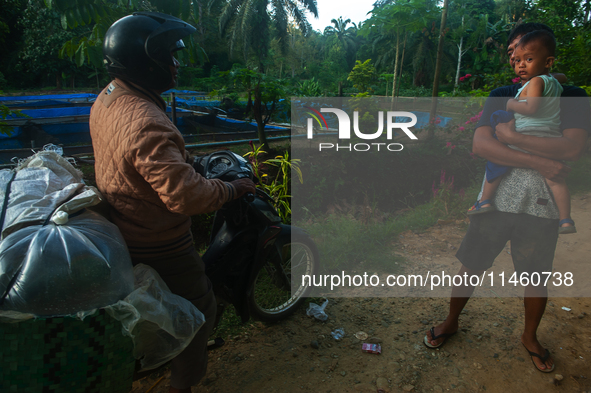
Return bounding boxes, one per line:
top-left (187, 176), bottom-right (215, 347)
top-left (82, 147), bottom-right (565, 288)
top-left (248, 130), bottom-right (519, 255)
top-left (306, 0), bottom-right (377, 33)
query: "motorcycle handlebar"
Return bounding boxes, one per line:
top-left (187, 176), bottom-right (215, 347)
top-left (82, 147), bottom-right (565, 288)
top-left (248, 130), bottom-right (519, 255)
top-left (244, 192), bottom-right (255, 203)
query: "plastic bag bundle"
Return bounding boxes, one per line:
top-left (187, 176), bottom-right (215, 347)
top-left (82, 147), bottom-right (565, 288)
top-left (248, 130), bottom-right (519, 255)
top-left (106, 264), bottom-right (206, 371)
top-left (0, 148), bottom-right (134, 317)
top-left (0, 209), bottom-right (135, 316)
top-left (0, 147), bottom-right (204, 372)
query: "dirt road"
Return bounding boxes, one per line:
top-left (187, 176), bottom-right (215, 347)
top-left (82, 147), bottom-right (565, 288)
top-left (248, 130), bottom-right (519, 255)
top-left (132, 193), bottom-right (591, 393)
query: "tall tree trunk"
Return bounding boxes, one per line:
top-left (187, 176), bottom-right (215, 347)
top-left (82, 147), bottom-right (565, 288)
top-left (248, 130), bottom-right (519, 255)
top-left (453, 37), bottom-right (464, 94)
top-left (253, 84), bottom-right (268, 148)
top-left (245, 90), bottom-right (253, 116)
top-left (453, 15), bottom-right (465, 94)
top-left (391, 27), bottom-right (400, 104)
top-left (395, 31), bottom-right (408, 99)
top-left (197, 0), bottom-right (204, 36)
top-left (428, 0), bottom-right (450, 140)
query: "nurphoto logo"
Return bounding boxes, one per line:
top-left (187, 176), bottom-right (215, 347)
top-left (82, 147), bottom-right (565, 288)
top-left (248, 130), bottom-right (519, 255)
top-left (305, 108), bottom-right (419, 152)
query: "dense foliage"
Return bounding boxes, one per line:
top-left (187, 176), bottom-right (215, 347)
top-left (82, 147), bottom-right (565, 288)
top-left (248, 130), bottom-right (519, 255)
top-left (0, 0), bottom-right (590, 95)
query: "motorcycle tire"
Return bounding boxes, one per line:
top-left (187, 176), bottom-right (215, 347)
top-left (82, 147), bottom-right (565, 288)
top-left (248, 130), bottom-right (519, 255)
top-left (248, 234), bottom-right (319, 322)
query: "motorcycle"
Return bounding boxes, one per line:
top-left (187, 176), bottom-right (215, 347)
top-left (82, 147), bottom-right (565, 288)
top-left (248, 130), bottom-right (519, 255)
top-left (192, 150), bottom-right (318, 324)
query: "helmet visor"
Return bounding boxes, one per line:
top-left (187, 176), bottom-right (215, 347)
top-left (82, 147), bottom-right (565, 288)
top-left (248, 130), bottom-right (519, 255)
top-left (170, 39), bottom-right (186, 53)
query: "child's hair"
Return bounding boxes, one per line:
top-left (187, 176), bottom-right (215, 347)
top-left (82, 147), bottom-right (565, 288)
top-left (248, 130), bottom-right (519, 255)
top-left (507, 23), bottom-right (554, 47)
top-left (517, 30), bottom-right (557, 56)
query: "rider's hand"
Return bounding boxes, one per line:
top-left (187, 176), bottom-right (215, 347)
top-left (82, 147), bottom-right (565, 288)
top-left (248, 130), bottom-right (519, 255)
top-left (230, 178), bottom-right (256, 199)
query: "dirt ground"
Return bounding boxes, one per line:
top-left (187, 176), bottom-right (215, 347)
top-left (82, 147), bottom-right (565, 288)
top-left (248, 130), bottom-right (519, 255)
top-left (131, 193), bottom-right (591, 393)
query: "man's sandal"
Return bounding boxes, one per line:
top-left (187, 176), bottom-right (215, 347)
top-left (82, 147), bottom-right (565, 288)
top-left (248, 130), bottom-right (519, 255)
top-left (522, 343), bottom-right (555, 373)
top-left (467, 199), bottom-right (495, 216)
top-left (558, 219), bottom-right (577, 235)
top-left (423, 327), bottom-right (456, 349)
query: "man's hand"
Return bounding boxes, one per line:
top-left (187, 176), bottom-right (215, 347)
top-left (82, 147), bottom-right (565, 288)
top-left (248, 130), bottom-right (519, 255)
top-left (495, 119), bottom-right (518, 145)
top-left (230, 178), bottom-right (256, 199)
top-left (534, 157), bottom-right (571, 182)
top-left (473, 125), bottom-right (572, 182)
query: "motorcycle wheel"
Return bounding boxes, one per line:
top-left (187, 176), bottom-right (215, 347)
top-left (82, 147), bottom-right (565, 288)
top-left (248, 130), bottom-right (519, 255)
top-left (248, 234), bottom-right (318, 322)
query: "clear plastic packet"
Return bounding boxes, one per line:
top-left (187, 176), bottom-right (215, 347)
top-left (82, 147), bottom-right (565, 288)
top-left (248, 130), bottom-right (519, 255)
top-left (105, 264), bottom-right (206, 371)
top-left (306, 298), bottom-right (329, 321)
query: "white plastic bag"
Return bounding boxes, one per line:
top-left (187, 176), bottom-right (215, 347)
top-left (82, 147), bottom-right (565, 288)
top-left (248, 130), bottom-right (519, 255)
top-left (306, 299), bottom-right (329, 321)
top-left (106, 264), bottom-right (206, 371)
top-left (0, 149), bottom-right (134, 316)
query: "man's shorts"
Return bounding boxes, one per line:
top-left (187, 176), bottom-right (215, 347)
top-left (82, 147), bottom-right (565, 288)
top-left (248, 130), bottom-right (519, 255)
top-left (456, 211), bottom-right (559, 274)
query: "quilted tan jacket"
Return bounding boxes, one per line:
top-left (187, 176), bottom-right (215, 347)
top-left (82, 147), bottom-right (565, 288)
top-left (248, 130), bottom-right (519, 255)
top-left (90, 79), bottom-right (232, 252)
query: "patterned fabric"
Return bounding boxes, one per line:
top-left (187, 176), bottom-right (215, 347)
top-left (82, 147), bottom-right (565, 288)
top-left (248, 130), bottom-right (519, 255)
top-left (482, 168), bottom-right (560, 219)
top-left (0, 309), bottom-right (135, 393)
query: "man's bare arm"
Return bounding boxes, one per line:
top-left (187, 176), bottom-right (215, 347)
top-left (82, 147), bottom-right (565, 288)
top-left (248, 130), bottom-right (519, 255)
top-left (472, 124), bottom-right (571, 182)
top-left (551, 73), bottom-right (567, 84)
top-left (495, 120), bottom-right (587, 161)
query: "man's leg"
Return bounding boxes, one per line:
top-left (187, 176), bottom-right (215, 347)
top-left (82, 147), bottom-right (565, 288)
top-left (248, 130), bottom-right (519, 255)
top-left (426, 212), bottom-right (511, 346)
top-left (511, 214), bottom-right (559, 371)
top-left (133, 246), bottom-right (216, 393)
top-left (522, 285), bottom-right (553, 371)
top-left (425, 265), bottom-right (484, 346)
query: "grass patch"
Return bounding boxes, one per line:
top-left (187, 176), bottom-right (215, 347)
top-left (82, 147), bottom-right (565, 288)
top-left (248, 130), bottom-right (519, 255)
top-left (299, 183), bottom-right (480, 273)
top-left (300, 151), bottom-right (591, 275)
top-left (211, 305), bottom-right (253, 339)
top-left (567, 153), bottom-right (591, 195)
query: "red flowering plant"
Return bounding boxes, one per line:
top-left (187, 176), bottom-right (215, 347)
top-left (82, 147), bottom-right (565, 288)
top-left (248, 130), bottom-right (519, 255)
top-left (431, 170), bottom-right (466, 218)
top-left (458, 73), bottom-right (472, 83)
top-left (444, 141), bottom-right (456, 155)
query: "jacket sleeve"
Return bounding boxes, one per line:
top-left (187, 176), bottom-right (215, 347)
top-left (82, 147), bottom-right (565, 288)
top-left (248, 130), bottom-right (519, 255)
top-left (128, 119), bottom-right (232, 215)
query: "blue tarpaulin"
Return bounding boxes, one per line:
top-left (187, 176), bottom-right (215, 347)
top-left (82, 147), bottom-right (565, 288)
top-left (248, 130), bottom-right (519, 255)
top-left (1, 103), bottom-right (192, 149)
top-left (163, 89), bottom-right (206, 95)
top-left (5, 100), bottom-right (87, 108)
top-left (175, 98), bottom-right (221, 109)
top-left (0, 93), bottom-right (97, 103)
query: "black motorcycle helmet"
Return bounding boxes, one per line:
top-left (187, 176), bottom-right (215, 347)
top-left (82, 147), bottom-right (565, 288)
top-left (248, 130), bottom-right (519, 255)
top-left (103, 12), bottom-right (196, 91)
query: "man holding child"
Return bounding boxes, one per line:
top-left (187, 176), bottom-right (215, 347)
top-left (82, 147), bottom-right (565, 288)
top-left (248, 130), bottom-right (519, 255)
top-left (424, 23), bottom-right (589, 373)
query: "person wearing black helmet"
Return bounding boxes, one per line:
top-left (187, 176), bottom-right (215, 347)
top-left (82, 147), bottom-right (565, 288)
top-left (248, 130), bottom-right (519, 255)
top-left (90, 12), bottom-right (255, 393)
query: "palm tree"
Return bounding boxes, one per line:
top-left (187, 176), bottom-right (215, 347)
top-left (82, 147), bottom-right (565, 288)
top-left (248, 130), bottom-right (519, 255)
top-left (217, 0), bottom-right (318, 72)
top-left (323, 17), bottom-right (359, 68)
top-left (323, 17), bottom-right (358, 52)
top-left (361, 0), bottom-right (438, 102)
